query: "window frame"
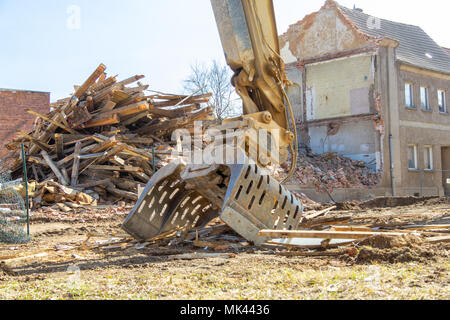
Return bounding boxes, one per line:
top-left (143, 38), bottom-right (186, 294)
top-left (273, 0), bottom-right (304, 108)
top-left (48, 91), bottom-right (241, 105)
top-left (408, 144), bottom-right (418, 170)
top-left (405, 82), bottom-right (414, 108)
top-left (424, 146), bottom-right (434, 171)
top-left (438, 89), bottom-right (447, 113)
top-left (420, 86), bottom-right (430, 111)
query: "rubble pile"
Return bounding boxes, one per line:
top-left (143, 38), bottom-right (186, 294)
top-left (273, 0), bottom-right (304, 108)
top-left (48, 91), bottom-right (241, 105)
top-left (0, 63), bottom-right (215, 207)
top-left (283, 152), bottom-right (381, 191)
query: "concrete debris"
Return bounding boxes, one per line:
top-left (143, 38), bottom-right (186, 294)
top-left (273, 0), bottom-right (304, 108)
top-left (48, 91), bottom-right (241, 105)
top-left (0, 64), bottom-right (215, 207)
top-left (276, 152), bottom-right (381, 192)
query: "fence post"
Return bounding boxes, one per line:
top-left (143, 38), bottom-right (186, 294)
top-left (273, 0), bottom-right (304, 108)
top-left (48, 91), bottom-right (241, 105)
top-left (21, 144), bottom-right (30, 236)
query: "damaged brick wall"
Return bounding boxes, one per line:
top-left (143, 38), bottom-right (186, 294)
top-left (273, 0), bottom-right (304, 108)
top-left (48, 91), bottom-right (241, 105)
top-left (0, 89), bottom-right (50, 157)
top-left (279, 0), bottom-right (376, 63)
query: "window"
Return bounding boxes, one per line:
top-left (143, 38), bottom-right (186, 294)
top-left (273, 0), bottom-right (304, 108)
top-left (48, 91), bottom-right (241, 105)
top-left (405, 83), bottom-right (413, 108)
top-left (408, 145), bottom-right (418, 170)
top-left (420, 86), bottom-right (430, 110)
top-left (424, 146), bottom-right (433, 171)
top-left (438, 89), bottom-right (447, 113)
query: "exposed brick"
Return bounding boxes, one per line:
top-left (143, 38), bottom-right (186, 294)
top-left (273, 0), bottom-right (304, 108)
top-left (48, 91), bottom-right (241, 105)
top-left (0, 89), bottom-right (50, 157)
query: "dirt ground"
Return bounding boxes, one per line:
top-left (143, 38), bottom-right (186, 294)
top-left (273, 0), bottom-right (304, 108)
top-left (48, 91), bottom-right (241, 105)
top-left (0, 198), bottom-right (449, 300)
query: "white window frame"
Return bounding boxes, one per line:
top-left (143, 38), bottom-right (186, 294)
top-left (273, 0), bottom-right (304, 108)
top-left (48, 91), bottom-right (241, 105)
top-left (408, 144), bottom-right (418, 170)
top-left (405, 83), bottom-right (414, 108)
top-left (424, 146), bottom-right (433, 171)
top-left (438, 89), bottom-right (447, 113)
top-left (420, 86), bottom-right (430, 110)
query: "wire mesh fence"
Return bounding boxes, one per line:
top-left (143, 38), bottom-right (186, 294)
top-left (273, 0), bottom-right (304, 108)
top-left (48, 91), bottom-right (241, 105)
top-left (0, 171), bottom-right (30, 244)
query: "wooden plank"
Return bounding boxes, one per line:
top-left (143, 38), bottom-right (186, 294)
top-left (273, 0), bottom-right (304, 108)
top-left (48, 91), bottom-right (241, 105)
top-left (331, 226), bottom-right (375, 232)
top-left (71, 142), bottom-right (82, 187)
top-left (95, 101), bottom-right (150, 119)
top-left (115, 75), bottom-right (145, 88)
top-left (74, 63), bottom-right (107, 99)
top-left (41, 151), bottom-right (69, 186)
top-left (304, 206), bottom-right (337, 220)
top-left (17, 131), bottom-right (52, 152)
top-left (55, 134), bottom-right (64, 160)
top-left (76, 178), bottom-right (112, 189)
top-left (105, 183), bottom-right (138, 201)
top-left (98, 100), bottom-right (117, 113)
top-left (120, 111), bottom-right (149, 126)
top-left (89, 165), bottom-right (143, 173)
top-left (116, 92), bottom-right (145, 108)
top-left (112, 178), bottom-right (140, 192)
top-left (401, 224), bottom-right (450, 231)
top-left (426, 236), bottom-right (450, 244)
top-left (136, 107), bottom-right (213, 135)
top-left (59, 134), bottom-right (91, 144)
top-left (26, 109), bottom-right (78, 134)
top-left (78, 153), bottom-right (106, 160)
top-left (118, 137), bottom-right (154, 145)
top-left (149, 105), bottom-right (198, 119)
top-left (298, 216), bottom-right (352, 228)
top-left (130, 172), bottom-right (151, 183)
top-left (79, 144), bottom-right (127, 175)
top-left (86, 96), bottom-right (94, 112)
top-left (82, 113), bottom-right (120, 129)
top-left (152, 93), bottom-right (212, 107)
top-left (111, 90), bottom-right (132, 104)
top-left (123, 84), bottom-right (149, 95)
top-left (90, 76), bottom-right (117, 93)
top-left (70, 106), bottom-right (93, 128)
top-left (258, 230), bottom-right (408, 240)
top-left (93, 85), bottom-right (120, 104)
top-left (61, 168), bottom-right (70, 184)
top-left (56, 143), bottom-right (97, 168)
top-left (31, 164), bottom-right (39, 181)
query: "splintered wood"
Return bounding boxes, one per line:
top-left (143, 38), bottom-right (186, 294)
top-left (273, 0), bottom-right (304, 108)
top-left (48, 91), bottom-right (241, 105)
top-left (1, 63), bottom-right (215, 206)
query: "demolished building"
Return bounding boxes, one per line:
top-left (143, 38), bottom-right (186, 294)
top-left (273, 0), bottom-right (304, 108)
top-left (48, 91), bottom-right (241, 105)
top-left (280, 0), bottom-right (450, 201)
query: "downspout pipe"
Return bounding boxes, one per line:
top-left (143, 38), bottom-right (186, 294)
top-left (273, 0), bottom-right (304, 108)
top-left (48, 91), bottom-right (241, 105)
top-left (389, 134), bottom-right (395, 197)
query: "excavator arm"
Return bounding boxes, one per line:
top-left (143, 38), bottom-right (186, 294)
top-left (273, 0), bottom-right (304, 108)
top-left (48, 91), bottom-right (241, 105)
top-left (212, 0), bottom-right (288, 128)
top-left (121, 0), bottom-right (303, 245)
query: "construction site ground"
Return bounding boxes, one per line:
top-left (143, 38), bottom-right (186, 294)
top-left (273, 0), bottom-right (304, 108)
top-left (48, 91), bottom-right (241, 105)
top-left (0, 197), bottom-right (449, 300)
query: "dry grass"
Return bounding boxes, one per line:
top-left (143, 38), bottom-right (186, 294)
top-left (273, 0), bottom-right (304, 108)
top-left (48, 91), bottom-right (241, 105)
top-left (1, 254), bottom-right (449, 300)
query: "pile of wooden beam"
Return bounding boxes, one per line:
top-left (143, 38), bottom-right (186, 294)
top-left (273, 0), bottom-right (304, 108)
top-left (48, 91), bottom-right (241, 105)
top-left (1, 63), bottom-right (215, 206)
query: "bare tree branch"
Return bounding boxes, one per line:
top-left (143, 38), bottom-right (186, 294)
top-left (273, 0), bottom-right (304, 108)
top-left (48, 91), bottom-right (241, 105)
top-left (184, 60), bottom-right (241, 121)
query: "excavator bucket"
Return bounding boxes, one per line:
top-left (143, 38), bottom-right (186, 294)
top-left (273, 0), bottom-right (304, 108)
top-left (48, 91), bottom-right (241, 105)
top-left (122, 158), bottom-right (304, 245)
top-left (121, 160), bottom-right (220, 241)
top-left (122, 0), bottom-right (304, 244)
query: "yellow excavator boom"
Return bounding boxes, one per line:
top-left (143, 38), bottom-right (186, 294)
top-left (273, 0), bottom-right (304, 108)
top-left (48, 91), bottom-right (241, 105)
top-left (121, 0), bottom-right (303, 245)
top-left (211, 0), bottom-right (289, 130)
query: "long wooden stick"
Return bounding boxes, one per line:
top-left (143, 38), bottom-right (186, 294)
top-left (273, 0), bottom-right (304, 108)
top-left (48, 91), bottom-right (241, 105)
top-left (258, 230), bottom-right (408, 240)
top-left (41, 151), bottom-right (69, 186)
top-left (71, 142), bottom-right (82, 187)
top-left (26, 109), bottom-right (78, 134)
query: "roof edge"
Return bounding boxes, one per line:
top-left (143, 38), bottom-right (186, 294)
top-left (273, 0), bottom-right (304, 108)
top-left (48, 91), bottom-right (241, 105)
top-left (399, 61), bottom-right (450, 77)
top-left (0, 88), bottom-right (50, 95)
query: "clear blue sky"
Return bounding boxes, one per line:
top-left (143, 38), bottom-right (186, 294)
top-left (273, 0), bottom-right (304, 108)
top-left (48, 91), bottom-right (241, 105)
top-left (0, 0), bottom-right (448, 101)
